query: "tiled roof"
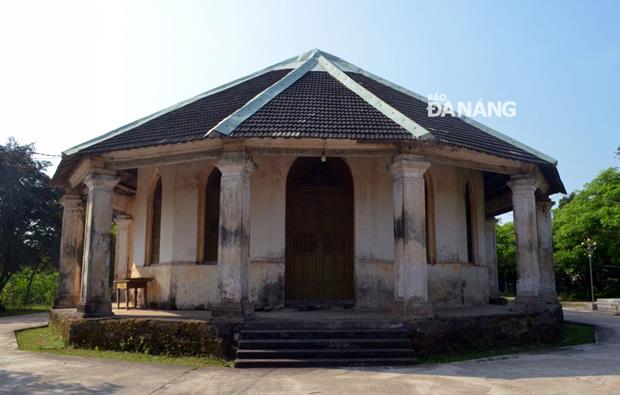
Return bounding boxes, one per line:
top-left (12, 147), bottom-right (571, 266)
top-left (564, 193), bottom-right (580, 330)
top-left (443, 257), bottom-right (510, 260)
top-left (346, 73), bottom-right (547, 164)
top-left (64, 49), bottom-right (556, 170)
top-left (80, 69), bottom-right (291, 154)
top-left (231, 71), bottom-right (412, 140)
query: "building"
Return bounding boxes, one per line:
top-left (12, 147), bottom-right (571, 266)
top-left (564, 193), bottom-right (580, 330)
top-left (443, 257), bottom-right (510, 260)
top-left (52, 49), bottom-right (564, 318)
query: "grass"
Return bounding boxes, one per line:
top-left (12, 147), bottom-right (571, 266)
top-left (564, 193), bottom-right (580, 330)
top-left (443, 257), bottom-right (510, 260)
top-left (16, 326), bottom-right (232, 368)
top-left (419, 322), bottom-right (595, 364)
top-left (15, 322), bottom-right (595, 368)
top-left (0, 305), bottom-right (50, 318)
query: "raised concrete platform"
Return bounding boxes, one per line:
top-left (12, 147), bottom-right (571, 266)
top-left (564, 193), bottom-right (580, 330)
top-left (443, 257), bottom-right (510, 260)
top-left (597, 299), bottom-right (620, 313)
top-left (50, 303), bottom-right (564, 368)
top-left (103, 303), bottom-right (520, 322)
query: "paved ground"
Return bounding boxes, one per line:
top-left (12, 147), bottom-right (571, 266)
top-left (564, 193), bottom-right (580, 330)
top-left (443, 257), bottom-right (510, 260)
top-left (1, 310), bottom-right (619, 394)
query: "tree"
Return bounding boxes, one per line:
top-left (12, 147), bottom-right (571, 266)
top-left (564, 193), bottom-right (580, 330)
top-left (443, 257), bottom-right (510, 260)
top-left (0, 138), bottom-right (61, 309)
top-left (553, 167), bottom-right (620, 299)
top-left (495, 221), bottom-right (517, 294)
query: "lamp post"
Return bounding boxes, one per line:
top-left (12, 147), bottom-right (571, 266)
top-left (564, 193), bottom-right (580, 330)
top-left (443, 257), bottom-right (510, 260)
top-left (581, 237), bottom-right (597, 310)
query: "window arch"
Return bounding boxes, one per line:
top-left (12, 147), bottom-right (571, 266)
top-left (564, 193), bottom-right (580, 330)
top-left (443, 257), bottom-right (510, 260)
top-left (464, 177), bottom-right (477, 264)
top-left (198, 168), bottom-right (221, 263)
top-left (424, 173), bottom-right (437, 265)
top-left (146, 176), bottom-right (162, 265)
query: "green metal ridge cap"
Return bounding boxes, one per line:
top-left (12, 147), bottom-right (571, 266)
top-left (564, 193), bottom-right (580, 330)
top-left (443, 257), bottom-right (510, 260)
top-left (315, 55), bottom-right (432, 139)
top-left (205, 52), bottom-right (320, 136)
top-left (323, 54), bottom-right (557, 165)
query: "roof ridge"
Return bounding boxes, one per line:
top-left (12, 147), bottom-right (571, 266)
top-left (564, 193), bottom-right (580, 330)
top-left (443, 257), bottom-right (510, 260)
top-left (331, 58), bottom-right (557, 164)
top-left (207, 49), bottom-right (431, 139)
top-left (315, 55), bottom-right (431, 139)
top-left (62, 54), bottom-right (302, 156)
top-left (205, 53), bottom-right (320, 136)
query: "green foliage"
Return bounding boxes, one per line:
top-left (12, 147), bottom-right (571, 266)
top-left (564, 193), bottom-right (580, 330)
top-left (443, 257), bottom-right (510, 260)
top-left (553, 167), bottom-right (620, 299)
top-left (0, 138), bottom-right (61, 309)
top-left (0, 267), bottom-right (57, 308)
top-left (496, 221), bottom-right (517, 294)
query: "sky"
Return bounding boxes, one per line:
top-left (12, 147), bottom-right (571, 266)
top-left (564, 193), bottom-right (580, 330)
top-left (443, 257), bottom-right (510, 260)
top-left (0, 0), bottom-right (618, 202)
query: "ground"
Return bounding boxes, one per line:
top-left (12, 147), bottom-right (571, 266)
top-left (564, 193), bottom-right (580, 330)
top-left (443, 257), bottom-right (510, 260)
top-left (1, 310), bottom-right (619, 394)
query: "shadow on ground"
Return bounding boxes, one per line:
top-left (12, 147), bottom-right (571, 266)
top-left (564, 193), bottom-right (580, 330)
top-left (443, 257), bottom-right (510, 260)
top-left (0, 369), bottom-right (121, 394)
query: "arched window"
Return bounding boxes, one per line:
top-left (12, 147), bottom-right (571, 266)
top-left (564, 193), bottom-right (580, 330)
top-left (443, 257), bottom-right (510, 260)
top-left (199, 168), bottom-right (221, 263)
top-left (147, 177), bottom-right (162, 265)
top-left (465, 179), bottom-right (476, 264)
top-left (424, 173), bottom-right (437, 265)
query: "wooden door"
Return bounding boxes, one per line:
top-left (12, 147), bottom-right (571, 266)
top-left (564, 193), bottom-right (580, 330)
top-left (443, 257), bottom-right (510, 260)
top-left (286, 158), bottom-right (354, 302)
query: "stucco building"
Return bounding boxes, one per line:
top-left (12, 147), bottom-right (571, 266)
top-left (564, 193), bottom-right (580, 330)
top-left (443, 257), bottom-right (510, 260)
top-left (52, 49), bottom-right (564, 319)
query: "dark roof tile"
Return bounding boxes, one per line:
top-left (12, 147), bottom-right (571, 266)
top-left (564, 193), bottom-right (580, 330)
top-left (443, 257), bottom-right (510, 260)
top-left (81, 69), bottom-right (291, 154)
top-left (346, 73), bottom-right (547, 164)
top-left (231, 71), bottom-right (411, 140)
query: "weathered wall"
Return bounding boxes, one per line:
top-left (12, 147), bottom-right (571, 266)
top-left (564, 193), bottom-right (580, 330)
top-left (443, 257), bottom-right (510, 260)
top-left (125, 155), bottom-right (490, 310)
top-left (348, 156), bottom-right (395, 308)
top-left (427, 164), bottom-right (489, 308)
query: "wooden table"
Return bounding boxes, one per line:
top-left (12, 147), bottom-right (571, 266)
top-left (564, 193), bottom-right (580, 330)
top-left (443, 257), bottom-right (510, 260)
top-left (113, 277), bottom-right (153, 310)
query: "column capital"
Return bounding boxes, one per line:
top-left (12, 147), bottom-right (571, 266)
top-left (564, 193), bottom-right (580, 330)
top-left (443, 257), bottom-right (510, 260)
top-left (215, 152), bottom-right (257, 176)
top-left (84, 169), bottom-right (119, 191)
top-left (536, 198), bottom-right (555, 211)
top-left (114, 214), bottom-right (132, 228)
top-left (485, 217), bottom-right (499, 225)
top-left (507, 175), bottom-right (538, 194)
top-left (389, 154), bottom-right (430, 178)
top-left (59, 193), bottom-right (83, 210)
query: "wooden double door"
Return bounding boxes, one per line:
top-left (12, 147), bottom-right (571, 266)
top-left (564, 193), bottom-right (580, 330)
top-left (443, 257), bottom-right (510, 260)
top-left (285, 158), bottom-right (354, 303)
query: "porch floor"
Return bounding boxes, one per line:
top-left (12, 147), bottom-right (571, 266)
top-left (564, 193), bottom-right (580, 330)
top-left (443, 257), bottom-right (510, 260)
top-left (107, 303), bottom-right (518, 322)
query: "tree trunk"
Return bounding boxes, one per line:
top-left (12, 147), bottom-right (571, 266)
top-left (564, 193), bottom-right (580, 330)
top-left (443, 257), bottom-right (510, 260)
top-left (23, 268), bottom-right (37, 306)
top-left (0, 268), bottom-right (12, 295)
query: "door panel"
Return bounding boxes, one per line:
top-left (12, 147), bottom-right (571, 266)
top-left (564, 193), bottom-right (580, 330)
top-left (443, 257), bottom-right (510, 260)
top-left (286, 158), bottom-right (353, 302)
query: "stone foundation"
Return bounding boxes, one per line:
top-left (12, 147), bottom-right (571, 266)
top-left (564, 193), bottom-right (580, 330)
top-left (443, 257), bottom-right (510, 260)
top-left (49, 310), bottom-right (238, 359)
top-left (408, 308), bottom-right (564, 356)
top-left (50, 307), bottom-right (563, 362)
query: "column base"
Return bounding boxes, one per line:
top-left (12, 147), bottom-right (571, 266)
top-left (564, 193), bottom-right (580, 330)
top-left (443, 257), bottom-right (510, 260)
top-left (489, 288), bottom-right (508, 305)
top-left (209, 301), bottom-right (255, 320)
top-left (53, 293), bottom-right (78, 309)
top-left (393, 300), bottom-right (434, 319)
top-left (76, 300), bottom-right (113, 318)
top-left (512, 295), bottom-right (545, 313)
top-left (541, 291), bottom-right (559, 304)
top-left (489, 296), bottom-right (509, 305)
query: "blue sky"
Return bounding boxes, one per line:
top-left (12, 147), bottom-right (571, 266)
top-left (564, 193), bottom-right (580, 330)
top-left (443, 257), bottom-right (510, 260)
top-left (1, 0), bottom-right (618, 199)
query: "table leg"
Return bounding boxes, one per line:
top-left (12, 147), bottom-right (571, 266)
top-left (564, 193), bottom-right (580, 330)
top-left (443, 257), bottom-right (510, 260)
top-left (116, 289), bottom-right (120, 310)
top-left (144, 287), bottom-right (147, 309)
top-left (125, 288), bottom-right (129, 310)
top-left (134, 288), bottom-right (137, 309)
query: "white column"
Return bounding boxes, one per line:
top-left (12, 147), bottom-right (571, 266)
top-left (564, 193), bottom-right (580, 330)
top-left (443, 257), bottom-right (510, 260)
top-left (507, 175), bottom-right (542, 310)
top-left (77, 169), bottom-right (119, 317)
top-left (113, 215), bottom-right (132, 280)
top-left (390, 154), bottom-right (432, 318)
top-left (537, 199), bottom-right (558, 303)
top-left (53, 193), bottom-right (85, 308)
top-left (485, 218), bottom-right (500, 299)
top-left (210, 153), bottom-right (256, 318)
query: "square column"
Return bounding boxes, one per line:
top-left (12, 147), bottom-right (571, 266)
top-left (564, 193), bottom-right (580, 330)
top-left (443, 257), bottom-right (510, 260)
top-left (53, 193), bottom-right (85, 308)
top-left (210, 153), bottom-right (256, 319)
top-left (507, 175), bottom-right (542, 311)
top-left (537, 199), bottom-right (558, 304)
top-left (390, 154), bottom-right (433, 318)
top-left (485, 218), bottom-right (501, 300)
top-left (77, 169), bottom-right (119, 317)
top-left (113, 215), bottom-right (132, 280)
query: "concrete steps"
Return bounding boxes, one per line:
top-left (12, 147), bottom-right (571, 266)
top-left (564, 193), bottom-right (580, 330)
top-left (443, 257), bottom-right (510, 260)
top-left (234, 320), bottom-right (417, 368)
